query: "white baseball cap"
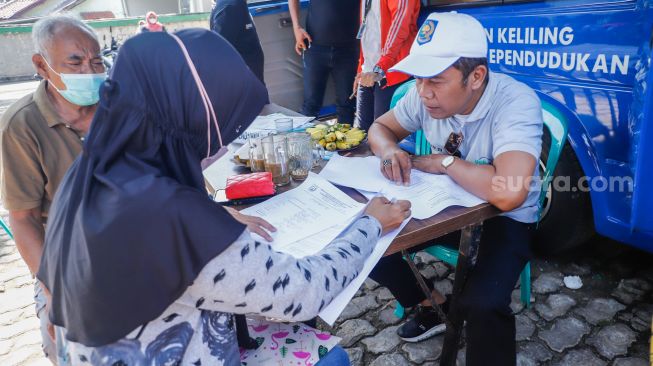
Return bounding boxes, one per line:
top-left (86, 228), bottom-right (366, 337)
top-left (390, 12), bottom-right (487, 78)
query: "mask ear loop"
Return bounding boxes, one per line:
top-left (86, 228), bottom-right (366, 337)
top-left (169, 34), bottom-right (223, 159)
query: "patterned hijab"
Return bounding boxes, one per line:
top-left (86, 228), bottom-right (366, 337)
top-left (37, 29), bottom-right (268, 346)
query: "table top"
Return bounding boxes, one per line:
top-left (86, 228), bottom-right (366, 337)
top-left (209, 103), bottom-right (500, 256)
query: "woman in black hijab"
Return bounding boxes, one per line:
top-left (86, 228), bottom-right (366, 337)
top-left (37, 29), bottom-right (410, 365)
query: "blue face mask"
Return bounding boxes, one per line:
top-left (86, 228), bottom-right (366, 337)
top-left (44, 58), bottom-right (106, 106)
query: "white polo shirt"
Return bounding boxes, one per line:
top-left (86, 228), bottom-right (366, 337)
top-left (394, 72), bottom-right (544, 223)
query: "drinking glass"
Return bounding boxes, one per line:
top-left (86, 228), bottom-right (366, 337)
top-left (248, 137), bottom-right (265, 172)
top-left (262, 134), bottom-right (291, 186)
top-left (287, 132), bottom-right (314, 181)
top-left (312, 141), bottom-right (325, 168)
top-left (274, 117), bottom-right (293, 133)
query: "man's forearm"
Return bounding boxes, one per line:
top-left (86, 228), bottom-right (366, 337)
top-left (444, 158), bottom-right (497, 201)
top-left (369, 123), bottom-right (401, 157)
top-left (288, 0), bottom-right (301, 28)
top-left (9, 212), bottom-right (45, 275)
top-left (437, 155), bottom-right (532, 212)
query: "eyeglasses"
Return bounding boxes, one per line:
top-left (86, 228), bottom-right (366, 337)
top-left (444, 131), bottom-right (463, 158)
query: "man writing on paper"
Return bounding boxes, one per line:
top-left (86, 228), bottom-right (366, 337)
top-left (367, 12), bottom-right (543, 365)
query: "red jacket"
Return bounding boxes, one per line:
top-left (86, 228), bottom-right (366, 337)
top-left (358, 0), bottom-right (420, 87)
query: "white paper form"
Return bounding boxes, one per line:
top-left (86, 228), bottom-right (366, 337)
top-left (276, 221), bottom-right (352, 258)
top-left (320, 154), bottom-right (485, 219)
top-left (319, 216), bottom-right (412, 325)
top-left (318, 154), bottom-right (389, 192)
top-left (319, 154), bottom-right (427, 192)
top-left (241, 173), bottom-right (365, 249)
top-left (381, 170), bottom-right (484, 219)
top-left (276, 192), bottom-right (382, 258)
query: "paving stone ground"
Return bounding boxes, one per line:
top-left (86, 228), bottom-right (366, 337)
top-left (320, 240), bottom-right (653, 365)
top-left (0, 209), bottom-right (49, 366)
top-left (1, 81), bottom-right (652, 365)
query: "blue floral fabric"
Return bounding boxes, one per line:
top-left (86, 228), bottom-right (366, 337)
top-left (145, 322), bottom-right (194, 364)
top-left (58, 309), bottom-right (240, 366)
top-left (201, 311), bottom-right (235, 360)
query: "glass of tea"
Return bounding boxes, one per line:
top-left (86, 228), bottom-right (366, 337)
top-left (261, 134), bottom-right (291, 186)
top-left (287, 132), bottom-right (314, 181)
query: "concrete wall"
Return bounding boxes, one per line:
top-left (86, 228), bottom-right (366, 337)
top-left (0, 31), bottom-right (36, 81)
top-left (20, 0), bottom-right (127, 18)
top-left (73, 0), bottom-right (128, 18)
top-left (123, 0), bottom-right (179, 18)
top-left (189, 0), bottom-right (213, 13)
top-left (0, 13), bottom-right (210, 81)
top-left (19, 0), bottom-right (177, 19)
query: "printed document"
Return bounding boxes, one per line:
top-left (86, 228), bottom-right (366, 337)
top-left (320, 154), bottom-right (485, 219)
top-left (318, 155), bottom-right (388, 192)
top-left (276, 221), bottom-right (352, 257)
top-left (241, 173), bottom-right (364, 250)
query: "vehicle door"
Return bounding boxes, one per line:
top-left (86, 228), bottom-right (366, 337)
top-left (249, 0), bottom-right (336, 115)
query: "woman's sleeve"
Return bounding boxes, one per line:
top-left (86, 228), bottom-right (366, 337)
top-left (376, 0), bottom-right (420, 73)
top-left (180, 215), bottom-right (382, 321)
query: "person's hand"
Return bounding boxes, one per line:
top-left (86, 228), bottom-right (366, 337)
top-left (225, 207), bottom-right (277, 241)
top-left (351, 73), bottom-right (361, 99)
top-left (293, 27), bottom-right (312, 55)
top-left (411, 154), bottom-right (446, 175)
top-left (359, 72), bottom-right (383, 87)
top-left (364, 197), bottom-right (411, 234)
top-left (380, 148), bottom-right (412, 185)
top-left (47, 320), bottom-right (55, 343)
top-left (39, 282), bottom-right (56, 342)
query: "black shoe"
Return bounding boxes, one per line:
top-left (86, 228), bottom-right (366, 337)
top-left (397, 303), bottom-right (448, 342)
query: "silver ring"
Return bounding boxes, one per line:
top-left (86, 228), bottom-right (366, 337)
top-left (382, 159), bottom-right (392, 167)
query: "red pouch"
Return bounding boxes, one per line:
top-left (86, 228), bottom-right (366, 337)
top-left (225, 172), bottom-right (275, 200)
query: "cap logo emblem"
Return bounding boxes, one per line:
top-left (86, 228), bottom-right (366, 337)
top-left (417, 19), bottom-right (438, 45)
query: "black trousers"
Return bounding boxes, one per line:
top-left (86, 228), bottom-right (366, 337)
top-left (369, 216), bottom-right (534, 366)
top-left (302, 43), bottom-right (359, 123)
top-left (355, 81), bottom-right (401, 130)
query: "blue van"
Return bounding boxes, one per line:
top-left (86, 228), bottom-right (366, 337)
top-left (249, 0), bottom-right (653, 253)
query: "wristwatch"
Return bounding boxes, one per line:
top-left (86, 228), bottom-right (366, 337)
top-left (372, 65), bottom-right (386, 78)
top-left (441, 155), bottom-right (456, 171)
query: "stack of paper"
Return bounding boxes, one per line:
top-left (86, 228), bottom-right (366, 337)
top-left (319, 154), bottom-right (485, 220)
top-left (240, 173), bottom-right (364, 251)
top-left (233, 113), bottom-right (315, 144)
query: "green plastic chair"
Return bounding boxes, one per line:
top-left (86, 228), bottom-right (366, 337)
top-left (389, 79), bottom-right (416, 111)
top-left (1, 216), bottom-right (13, 240)
top-left (390, 84), bottom-right (569, 318)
